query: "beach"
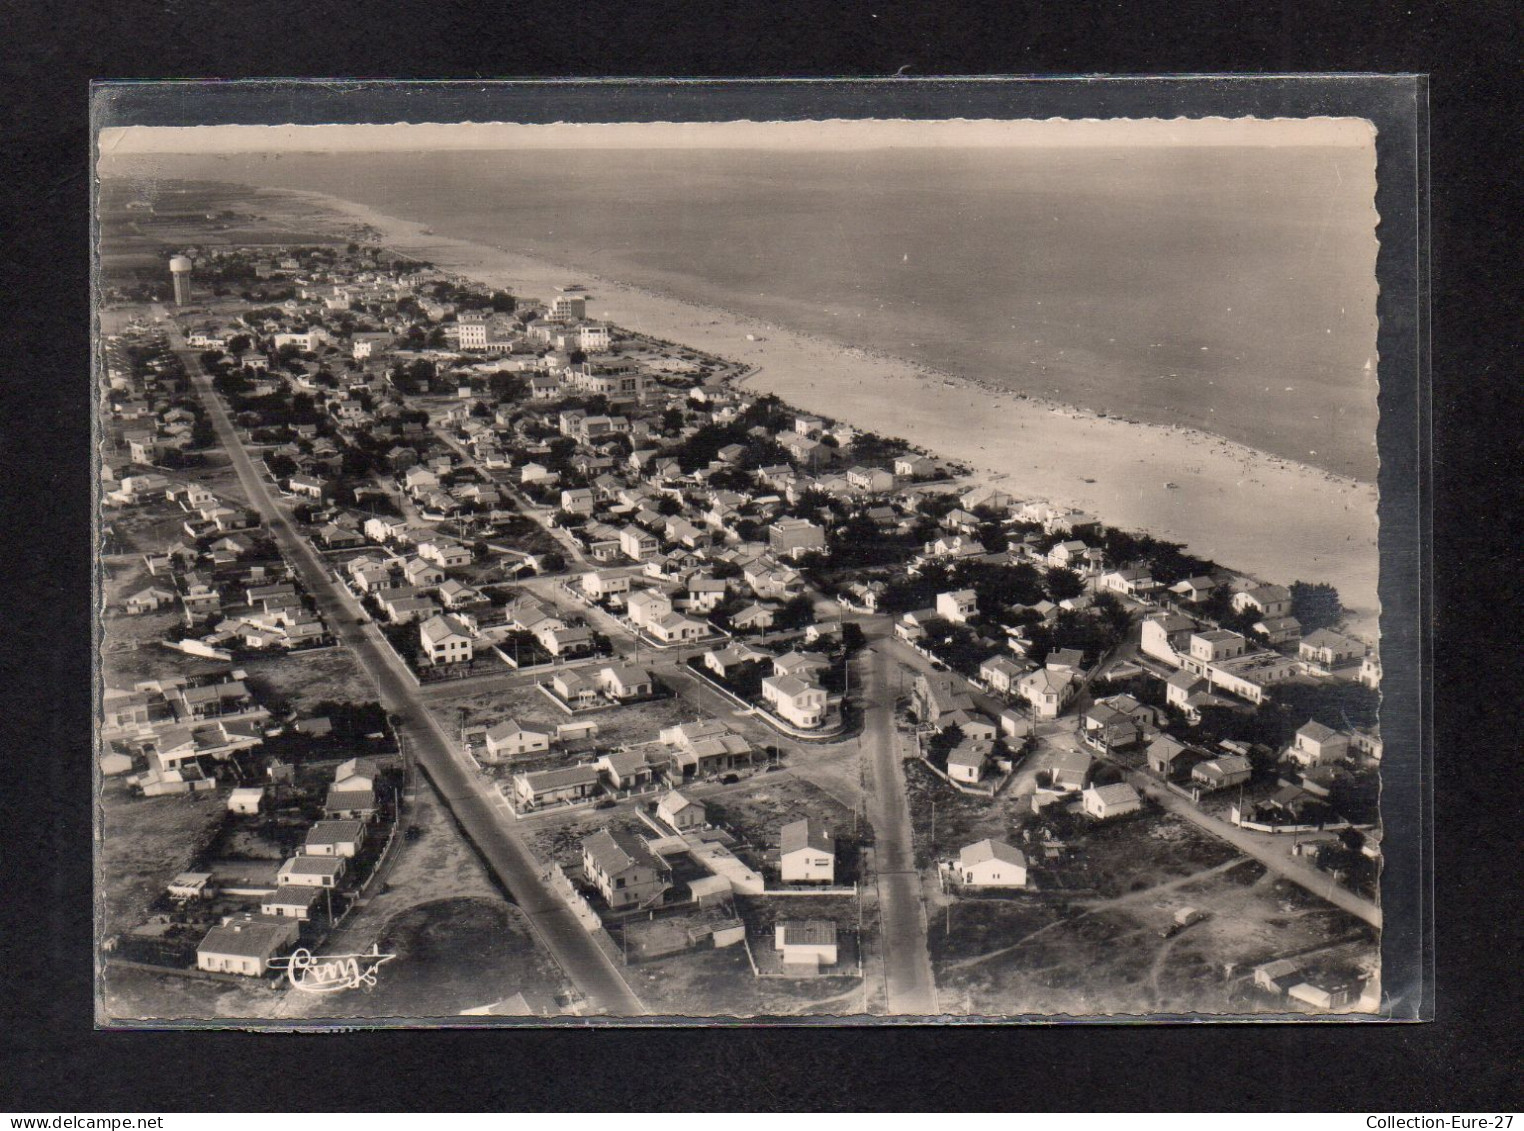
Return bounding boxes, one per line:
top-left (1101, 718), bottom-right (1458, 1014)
top-left (261, 186), bottom-right (1380, 640)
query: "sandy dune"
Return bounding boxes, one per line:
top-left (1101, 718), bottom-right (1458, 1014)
top-left (272, 188), bottom-right (1379, 642)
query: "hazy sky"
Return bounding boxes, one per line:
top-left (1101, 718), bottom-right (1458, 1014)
top-left (98, 117), bottom-right (1375, 155)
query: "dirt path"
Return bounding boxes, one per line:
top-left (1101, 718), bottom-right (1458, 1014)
top-left (940, 855), bottom-right (1250, 974)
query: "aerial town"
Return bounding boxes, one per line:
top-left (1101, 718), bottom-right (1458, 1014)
top-left (96, 185), bottom-right (1382, 1020)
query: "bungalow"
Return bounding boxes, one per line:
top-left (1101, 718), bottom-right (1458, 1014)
top-left (323, 785), bottom-right (378, 821)
top-left (1191, 754), bottom-right (1253, 791)
top-left (1169, 576), bottom-right (1218, 604)
top-left (403, 558), bottom-right (446, 588)
top-left (303, 819), bottom-right (366, 858)
top-left (774, 920), bottom-right (838, 970)
top-left (1146, 735), bottom-right (1193, 777)
top-left (226, 786), bottom-right (265, 816)
top-left (196, 915), bottom-right (300, 977)
top-left (1100, 567), bottom-right (1161, 598)
top-left (944, 737), bottom-right (992, 785)
top-left (535, 622), bottom-right (595, 658)
top-left (921, 534), bottom-right (986, 561)
top-left (894, 454), bottom-right (936, 479)
top-left (513, 764), bottom-right (600, 809)
top-left (1082, 782), bottom-right (1144, 821)
top-left (1255, 615), bottom-right (1304, 646)
top-left (418, 538), bottom-right (473, 568)
top-left (419, 614), bottom-right (474, 666)
top-left (438, 579), bottom-right (485, 610)
top-left (596, 664), bottom-right (655, 701)
top-left (1046, 648), bottom-right (1085, 676)
top-left (124, 586), bottom-right (175, 615)
top-left (656, 790), bottom-right (706, 831)
top-left (729, 603), bottom-right (776, 633)
top-left (276, 855), bottom-right (346, 888)
top-left (1232, 584), bottom-right (1294, 619)
top-left (935, 589), bottom-right (978, 624)
top-left (581, 828), bottom-right (671, 910)
top-left (761, 674), bottom-right (828, 730)
top-left (550, 668), bottom-right (598, 708)
top-left (647, 610), bottom-right (710, 645)
top-left (779, 817), bottom-right (836, 883)
top-left (705, 643), bottom-right (764, 679)
top-left (596, 749), bottom-right (662, 793)
top-left (1299, 629), bottom-right (1366, 672)
top-left (1288, 721), bottom-right (1351, 767)
top-left (773, 651), bottom-right (830, 681)
top-left (334, 756), bottom-right (378, 791)
top-left (955, 839), bottom-right (1028, 888)
top-left (1049, 749), bottom-right (1092, 792)
top-left (484, 719), bottom-right (552, 761)
top-left (661, 721), bottom-right (754, 781)
top-left (260, 886), bottom-right (321, 921)
top-left (1017, 667), bottom-right (1075, 719)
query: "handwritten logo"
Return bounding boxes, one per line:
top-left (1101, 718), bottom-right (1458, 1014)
top-left (270, 945), bottom-right (396, 993)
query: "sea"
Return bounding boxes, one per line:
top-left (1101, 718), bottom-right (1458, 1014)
top-left (101, 145), bottom-right (1381, 481)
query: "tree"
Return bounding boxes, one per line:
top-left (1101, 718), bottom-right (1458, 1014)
top-left (1045, 566), bottom-right (1085, 601)
top-left (1290, 581), bottom-right (1344, 632)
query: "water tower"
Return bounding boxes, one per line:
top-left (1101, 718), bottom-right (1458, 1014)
top-left (169, 255), bottom-right (194, 306)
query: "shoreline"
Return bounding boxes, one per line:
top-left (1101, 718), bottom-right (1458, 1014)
top-left (248, 184), bottom-right (1379, 640)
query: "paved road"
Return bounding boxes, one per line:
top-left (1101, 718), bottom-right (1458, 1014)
top-left (169, 323), bottom-right (648, 1015)
top-left (858, 634), bottom-right (939, 1015)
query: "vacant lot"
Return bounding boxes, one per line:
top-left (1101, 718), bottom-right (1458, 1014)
top-left (99, 964), bottom-right (286, 1025)
top-left (285, 896), bottom-right (572, 1020)
top-left (1068, 812), bottom-right (1241, 899)
top-left (626, 939), bottom-right (865, 1019)
top-left (930, 853), bottom-right (1374, 1018)
top-left (97, 779), bottom-right (228, 940)
top-left (520, 804), bottom-right (654, 872)
top-left (902, 756), bottom-right (1028, 867)
top-left (108, 502), bottom-right (192, 557)
top-left (240, 647), bottom-right (377, 715)
top-left (699, 775), bottom-right (868, 882)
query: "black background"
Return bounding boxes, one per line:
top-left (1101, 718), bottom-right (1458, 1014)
top-left (3, 0), bottom-right (1519, 1113)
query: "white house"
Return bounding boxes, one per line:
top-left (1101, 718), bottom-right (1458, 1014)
top-left (1082, 782), bottom-right (1143, 820)
top-left (302, 819), bottom-right (366, 858)
top-left (226, 786), bottom-right (265, 816)
top-left (761, 673), bottom-right (828, 729)
top-left (1288, 721), bottom-right (1351, 767)
top-left (484, 719), bottom-right (552, 761)
top-left (935, 589), bottom-right (978, 624)
top-left (657, 790), bottom-right (706, 831)
top-left (774, 920), bottom-right (838, 970)
top-left (1017, 667), bottom-right (1075, 719)
top-left (419, 614), bottom-right (474, 665)
top-left (955, 839), bottom-right (1028, 888)
top-left (779, 817), bottom-right (836, 883)
top-left (1232, 584), bottom-right (1293, 619)
top-left (196, 915), bottom-right (300, 976)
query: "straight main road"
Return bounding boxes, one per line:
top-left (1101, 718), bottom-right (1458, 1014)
top-left (167, 319), bottom-right (648, 1015)
top-left (858, 631), bottom-right (939, 1015)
